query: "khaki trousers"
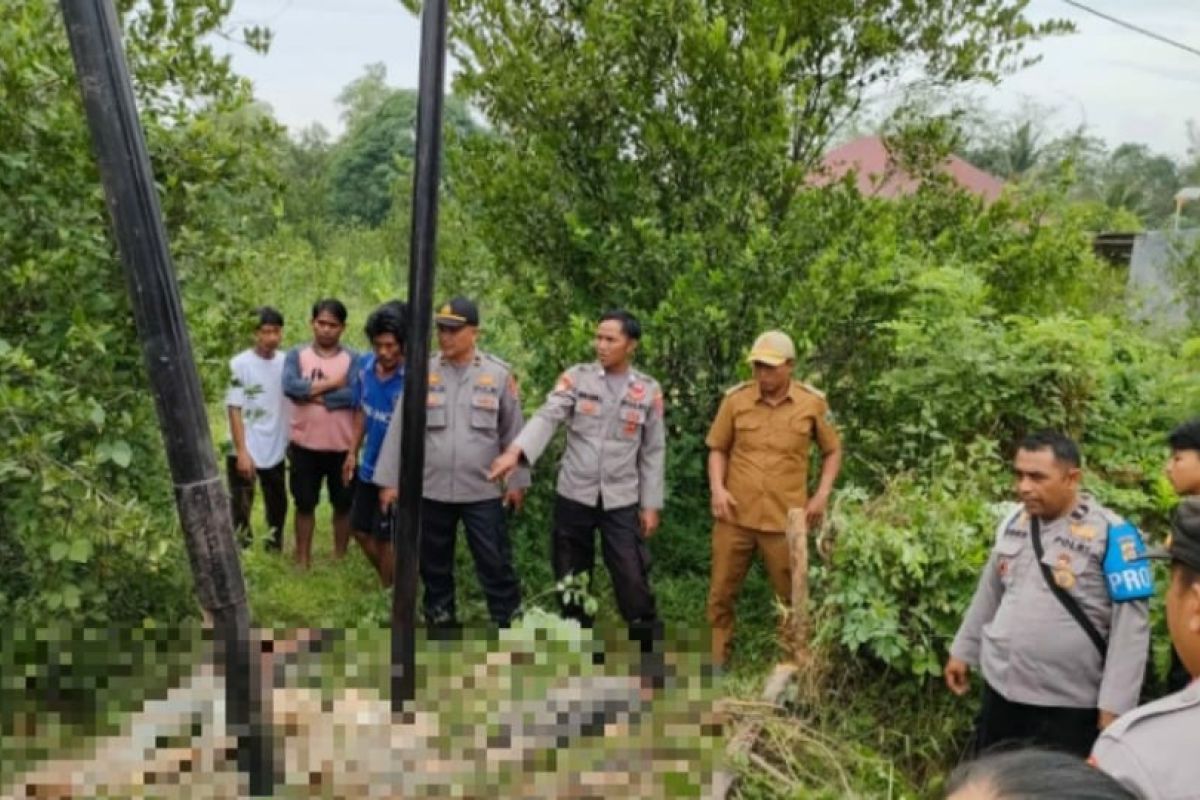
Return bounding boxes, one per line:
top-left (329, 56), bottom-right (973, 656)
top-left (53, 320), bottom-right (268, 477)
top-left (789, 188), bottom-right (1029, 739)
top-left (706, 520), bottom-right (791, 667)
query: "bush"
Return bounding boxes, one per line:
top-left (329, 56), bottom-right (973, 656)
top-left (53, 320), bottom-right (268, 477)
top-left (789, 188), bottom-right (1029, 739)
top-left (813, 456), bottom-right (1005, 678)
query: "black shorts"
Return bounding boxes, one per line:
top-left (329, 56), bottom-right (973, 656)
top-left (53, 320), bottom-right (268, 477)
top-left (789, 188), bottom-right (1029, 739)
top-left (288, 444), bottom-right (353, 514)
top-left (350, 481), bottom-right (394, 542)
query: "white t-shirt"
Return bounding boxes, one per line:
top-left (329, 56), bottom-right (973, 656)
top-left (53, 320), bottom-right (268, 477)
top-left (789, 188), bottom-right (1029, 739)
top-left (225, 349), bottom-right (288, 468)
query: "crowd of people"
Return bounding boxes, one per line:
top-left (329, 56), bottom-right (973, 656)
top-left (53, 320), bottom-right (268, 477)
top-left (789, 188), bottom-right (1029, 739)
top-left (223, 296), bottom-right (1198, 798)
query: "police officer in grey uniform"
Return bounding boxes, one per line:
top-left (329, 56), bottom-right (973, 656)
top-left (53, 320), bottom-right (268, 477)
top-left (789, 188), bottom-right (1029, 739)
top-left (1091, 497), bottom-right (1200, 800)
top-left (374, 297), bottom-right (529, 628)
top-left (489, 309), bottom-right (665, 649)
top-left (945, 431), bottom-right (1152, 757)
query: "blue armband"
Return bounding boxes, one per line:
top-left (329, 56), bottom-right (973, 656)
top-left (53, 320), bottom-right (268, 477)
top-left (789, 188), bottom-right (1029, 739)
top-left (1103, 521), bottom-right (1154, 602)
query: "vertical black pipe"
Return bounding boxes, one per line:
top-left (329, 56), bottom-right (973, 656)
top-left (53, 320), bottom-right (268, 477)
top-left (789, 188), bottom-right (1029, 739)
top-left (392, 0), bottom-right (449, 710)
top-left (58, 1), bottom-right (271, 793)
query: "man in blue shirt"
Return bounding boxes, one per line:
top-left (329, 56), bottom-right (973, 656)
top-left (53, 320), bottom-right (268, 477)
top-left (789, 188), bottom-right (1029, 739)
top-left (344, 302), bottom-right (406, 587)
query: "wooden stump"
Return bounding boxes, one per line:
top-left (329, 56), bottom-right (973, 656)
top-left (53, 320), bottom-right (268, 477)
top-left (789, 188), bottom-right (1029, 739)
top-left (709, 663), bottom-right (797, 800)
top-left (785, 508), bottom-right (810, 665)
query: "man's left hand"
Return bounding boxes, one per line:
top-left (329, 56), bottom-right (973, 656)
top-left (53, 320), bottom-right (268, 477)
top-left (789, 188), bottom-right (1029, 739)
top-left (639, 509), bottom-right (660, 539)
top-left (502, 488), bottom-right (525, 513)
top-left (805, 492), bottom-right (830, 530)
top-left (1098, 709), bottom-right (1118, 730)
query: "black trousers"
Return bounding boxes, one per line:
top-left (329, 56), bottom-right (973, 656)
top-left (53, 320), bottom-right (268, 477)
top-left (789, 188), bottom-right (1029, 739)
top-left (226, 456), bottom-right (287, 549)
top-left (420, 498), bottom-right (521, 627)
top-left (552, 494), bottom-right (660, 653)
top-left (971, 681), bottom-right (1099, 759)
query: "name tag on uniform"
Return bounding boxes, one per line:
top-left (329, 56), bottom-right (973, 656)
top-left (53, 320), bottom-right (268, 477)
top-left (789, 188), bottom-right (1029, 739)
top-left (1103, 521), bottom-right (1154, 602)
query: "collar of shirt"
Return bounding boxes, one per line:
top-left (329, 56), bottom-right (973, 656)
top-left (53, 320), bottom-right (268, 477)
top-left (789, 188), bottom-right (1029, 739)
top-left (752, 381), bottom-right (799, 407)
top-left (436, 352), bottom-right (481, 372)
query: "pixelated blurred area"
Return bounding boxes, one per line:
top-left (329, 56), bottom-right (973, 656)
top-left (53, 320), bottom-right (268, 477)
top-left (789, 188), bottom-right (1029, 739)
top-left (1, 616), bottom-right (717, 798)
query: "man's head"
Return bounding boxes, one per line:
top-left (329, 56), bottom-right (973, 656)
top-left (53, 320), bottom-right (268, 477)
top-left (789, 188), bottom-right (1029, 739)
top-left (945, 748), bottom-right (1134, 800)
top-left (1158, 498), bottom-right (1200, 678)
top-left (364, 302), bottom-right (406, 372)
top-left (595, 309), bottom-right (641, 371)
top-left (310, 298), bottom-right (347, 349)
top-left (1166, 418), bottom-right (1200, 496)
top-left (747, 331), bottom-right (796, 396)
top-left (253, 306), bottom-right (284, 356)
top-left (435, 296), bottom-right (479, 362)
top-left (1013, 430), bottom-right (1082, 519)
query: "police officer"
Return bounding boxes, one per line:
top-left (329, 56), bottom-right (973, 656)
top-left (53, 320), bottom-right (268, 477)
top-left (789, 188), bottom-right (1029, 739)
top-left (945, 430), bottom-right (1153, 757)
top-left (489, 309), bottom-right (665, 650)
top-left (1091, 497), bottom-right (1200, 799)
top-left (374, 297), bottom-right (529, 628)
top-left (704, 330), bottom-right (842, 667)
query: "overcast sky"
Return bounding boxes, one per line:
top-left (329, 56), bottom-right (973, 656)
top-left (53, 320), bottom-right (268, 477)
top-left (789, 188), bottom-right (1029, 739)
top-left (211, 0), bottom-right (1200, 158)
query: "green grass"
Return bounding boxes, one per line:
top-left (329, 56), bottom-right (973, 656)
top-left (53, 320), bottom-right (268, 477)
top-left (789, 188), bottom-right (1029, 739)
top-left (2, 459), bottom-right (959, 798)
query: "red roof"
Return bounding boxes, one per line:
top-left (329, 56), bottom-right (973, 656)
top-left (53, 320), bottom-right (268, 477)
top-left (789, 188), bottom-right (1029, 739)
top-left (814, 135), bottom-right (1005, 202)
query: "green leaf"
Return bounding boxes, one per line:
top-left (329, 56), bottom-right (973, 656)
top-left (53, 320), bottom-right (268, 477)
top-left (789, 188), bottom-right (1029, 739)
top-left (49, 541), bottom-right (69, 562)
top-left (68, 538), bottom-right (93, 564)
top-left (109, 440), bottom-right (132, 469)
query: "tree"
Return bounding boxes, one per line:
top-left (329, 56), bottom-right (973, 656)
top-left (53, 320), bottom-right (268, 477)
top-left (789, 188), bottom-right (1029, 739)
top-left (327, 88), bottom-right (477, 226)
top-left (335, 62), bottom-right (393, 130)
top-left (1098, 143), bottom-right (1181, 227)
top-left (431, 0), bottom-right (1069, 457)
top-left (967, 114), bottom-right (1047, 179)
top-left (280, 123), bottom-right (334, 247)
top-left (0, 0), bottom-right (284, 624)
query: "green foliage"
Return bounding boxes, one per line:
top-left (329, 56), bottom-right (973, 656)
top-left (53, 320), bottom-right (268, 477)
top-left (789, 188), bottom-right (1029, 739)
top-left (7, 1), bottom-right (1199, 795)
top-left (814, 469), bottom-right (1002, 678)
top-left (0, 0), bottom-right (282, 626)
top-left (964, 103), bottom-right (1198, 229)
top-left (327, 77), bottom-right (478, 226)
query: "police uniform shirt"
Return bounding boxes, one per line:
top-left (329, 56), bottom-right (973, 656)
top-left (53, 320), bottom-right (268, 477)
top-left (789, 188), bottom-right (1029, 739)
top-left (950, 498), bottom-right (1152, 714)
top-left (512, 362), bottom-right (666, 510)
top-left (1091, 680), bottom-right (1200, 800)
top-left (372, 350), bottom-right (530, 502)
top-left (704, 380), bottom-right (840, 533)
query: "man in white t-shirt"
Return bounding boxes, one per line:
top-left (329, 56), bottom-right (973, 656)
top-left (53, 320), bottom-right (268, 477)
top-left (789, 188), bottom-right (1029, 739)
top-left (226, 307), bottom-right (290, 550)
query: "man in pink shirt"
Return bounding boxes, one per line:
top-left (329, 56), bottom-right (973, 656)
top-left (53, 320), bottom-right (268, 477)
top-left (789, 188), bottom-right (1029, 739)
top-left (283, 299), bottom-right (358, 569)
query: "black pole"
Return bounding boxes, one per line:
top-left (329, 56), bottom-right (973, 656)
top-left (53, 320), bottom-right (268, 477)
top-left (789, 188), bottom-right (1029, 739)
top-left (392, 0), bottom-right (449, 711)
top-left (58, 1), bottom-right (271, 793)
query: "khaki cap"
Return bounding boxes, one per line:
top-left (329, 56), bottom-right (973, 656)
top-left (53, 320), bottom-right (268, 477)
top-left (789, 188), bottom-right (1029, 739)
top-left (747, 331), bottom-right (796, 366)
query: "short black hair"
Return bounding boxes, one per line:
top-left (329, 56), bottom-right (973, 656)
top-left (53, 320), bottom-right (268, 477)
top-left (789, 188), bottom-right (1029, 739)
top-left (1018, 430), bottom-right (1082, 469)
top-left (1178, 561), bottom-right (1200, 588)
top-left (1168, 418), bottom-right (1200, 453)
top-left (599, 309), bottom-right (642, 341)
top-left (946, 748), bottom-right (1135, 799)
top-left (364, 302), bottom-right (407, 346)
top-left (311, 298), bottom-right (348, 324)
top-left (255, 306), bottom-right (283, 328)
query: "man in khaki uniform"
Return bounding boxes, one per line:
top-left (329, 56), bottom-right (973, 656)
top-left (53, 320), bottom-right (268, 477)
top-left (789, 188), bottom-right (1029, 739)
top-left (705, 330), bottom-right (842, 667)
top-left (1091, 497), bottom-right (1200, 799)
top-left (374, 297), bottom-right (529, 628)
top-left (490, 310), bottom-right (665, 655)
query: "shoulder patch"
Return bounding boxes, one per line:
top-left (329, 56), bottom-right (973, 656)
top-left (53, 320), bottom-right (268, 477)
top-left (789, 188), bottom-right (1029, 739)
top-left (481, 351), bottom-right (511, 371)
top-left (1103, 520), bottom-right (1154, 602)
top-left (724, 380), bottom-right (754, 396)
top-left (797, 382), bottom-right (826, 399)
top-left (1104, 684), bottom-right (1200, 740)
top-left (994, 505), bottom-right (1025, 541)
top-left (553, 371), bottom-right (575, 393)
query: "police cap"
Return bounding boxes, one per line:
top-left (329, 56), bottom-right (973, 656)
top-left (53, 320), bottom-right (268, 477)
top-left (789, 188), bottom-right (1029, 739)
top-left (435, 296), bottom-right (479, 329)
